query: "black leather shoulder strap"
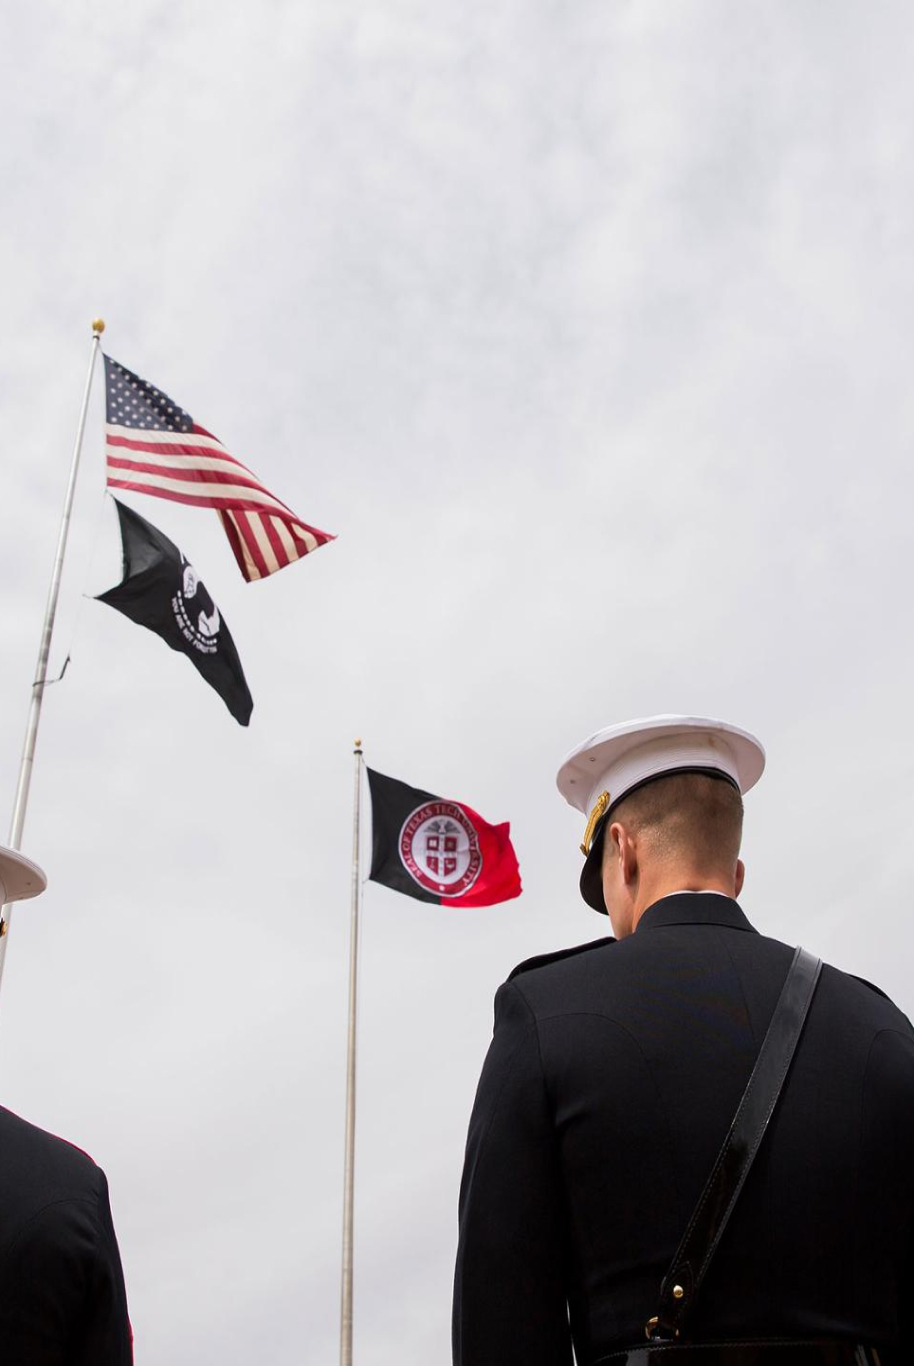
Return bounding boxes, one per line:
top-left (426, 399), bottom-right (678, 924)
top-left (650, 945), bottom-right (823, 1342)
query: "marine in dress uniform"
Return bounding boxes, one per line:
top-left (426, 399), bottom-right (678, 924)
top-left (0, 844), bottom-right (132, 1365)
top-left (453, 716), bottom-right (914, 1365)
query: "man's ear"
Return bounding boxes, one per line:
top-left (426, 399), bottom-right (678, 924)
top-left (609, 821), bottom-right (638, 886)
top-left (602, 822), bottom-right (620, 874)
top-left (735, 858), bottom-right (745, 897)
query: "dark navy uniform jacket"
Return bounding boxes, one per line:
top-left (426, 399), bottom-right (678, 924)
top-left (0, 1105), bottom-right (132, 1364)
top-left (453, 893), bottom-right (914, 1364)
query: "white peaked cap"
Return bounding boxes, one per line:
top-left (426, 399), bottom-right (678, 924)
top-left (0, 847), bottom-right (47, 905)
top-left (556, 716), bottom-right (766, 915)
top-left (558, 715), bottom-right (766, 817)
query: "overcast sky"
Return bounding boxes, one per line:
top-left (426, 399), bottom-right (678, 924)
top-left (2, 2), bottom-right (914, 1362)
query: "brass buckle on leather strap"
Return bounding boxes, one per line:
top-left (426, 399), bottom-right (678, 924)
top-left (644, 1317), bottom-right (677, 1343)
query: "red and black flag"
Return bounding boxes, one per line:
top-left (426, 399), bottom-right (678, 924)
top-left (367, 769), bottom-right (521, 906)
top-left (96, 499), bottom-right (253, 726)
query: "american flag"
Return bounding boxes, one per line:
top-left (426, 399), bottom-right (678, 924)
top-left (103, 355), bottom-right (334, 582)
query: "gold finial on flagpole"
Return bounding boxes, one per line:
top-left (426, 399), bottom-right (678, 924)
top-left (354, 738), bottom-right (363, 753)
top-left (91, 318), bottom-right (106, 335)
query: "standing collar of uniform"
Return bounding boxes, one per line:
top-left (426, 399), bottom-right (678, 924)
top-left (636, 891), bottom-right (757, 934)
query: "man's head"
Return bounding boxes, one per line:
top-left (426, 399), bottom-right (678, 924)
top-left (556, 715), bottom-right (765, 922)
top-left (599, 770), bottom-right (745, 937)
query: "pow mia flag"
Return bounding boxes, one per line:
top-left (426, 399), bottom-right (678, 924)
top-left (97, 499), bottom-right (253, 726)
top-left (367, 768), bottom-right (521, 906)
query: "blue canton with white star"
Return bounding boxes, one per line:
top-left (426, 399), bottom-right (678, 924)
top-left (104, 355), bottom-right (194, 433)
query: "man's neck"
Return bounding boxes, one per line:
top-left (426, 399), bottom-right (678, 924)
top-left (631, 873), bottom-right (737, 933)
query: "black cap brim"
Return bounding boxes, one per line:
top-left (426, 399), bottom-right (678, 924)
top-left (579, 814), bottom-right (608, 914)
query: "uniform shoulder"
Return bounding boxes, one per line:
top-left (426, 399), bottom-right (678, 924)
top-left (508, 935), bottom-right (615, 983)
top-left (0, 1104), bottom-right (100, 1192)
top-left (825, 964), bottom-right (914, 1033)
top-left (848, 973), bottom-right (893, 1004)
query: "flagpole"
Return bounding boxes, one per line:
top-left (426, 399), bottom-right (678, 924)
top-left (0, 319), bottom-right (106, 998)
top-left (340, 738), bottom-right (363, 1366)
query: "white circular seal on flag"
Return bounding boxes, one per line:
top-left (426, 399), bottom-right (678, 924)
top-left (171, 558), bottom-right (221, 656)
top-left (398, 801), bottom-right (482, 897)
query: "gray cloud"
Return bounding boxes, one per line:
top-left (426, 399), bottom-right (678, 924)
top-left (2, 2), bottom-right (914, 1361)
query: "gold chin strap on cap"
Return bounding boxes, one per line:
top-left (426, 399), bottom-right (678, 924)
top-left (580, 791), bottom-right (610, 856)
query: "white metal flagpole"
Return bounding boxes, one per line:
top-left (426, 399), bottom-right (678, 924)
top-left (0, 319), bottom-right (106, 1001)
top-left (340, 738), bottom-right (363, 1366)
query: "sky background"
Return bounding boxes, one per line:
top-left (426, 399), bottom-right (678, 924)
top-left (2, 2), bottom-right (914, 1361)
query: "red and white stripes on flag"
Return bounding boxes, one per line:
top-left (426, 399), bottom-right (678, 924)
top-left (103, 355), bottom-right (335, 582)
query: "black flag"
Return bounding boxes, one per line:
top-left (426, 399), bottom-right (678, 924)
top-left (97, 499), bottom-right (253, 726)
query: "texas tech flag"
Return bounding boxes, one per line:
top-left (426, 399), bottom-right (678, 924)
top-left (97, 499), bottom-right (253, 726)
top-left (367, 769), bottom-right (521, 906)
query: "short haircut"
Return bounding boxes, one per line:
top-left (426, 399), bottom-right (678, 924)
top-left (603, 770), bottom-right (744, 872)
